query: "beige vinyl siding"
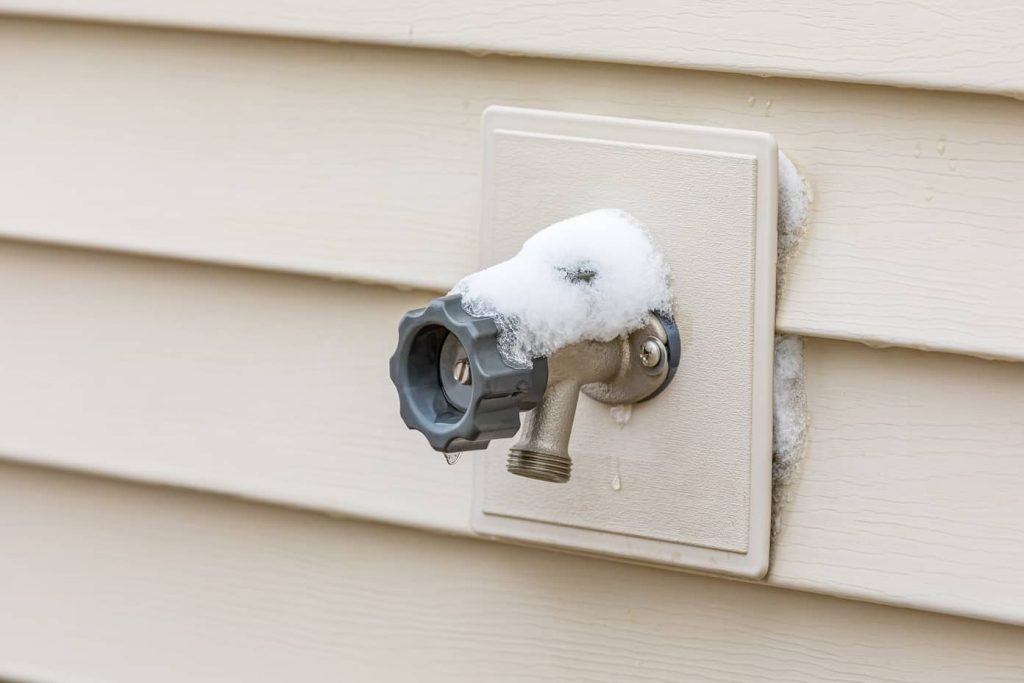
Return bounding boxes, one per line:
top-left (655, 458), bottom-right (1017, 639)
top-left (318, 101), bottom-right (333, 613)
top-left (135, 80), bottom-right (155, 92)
top-left (2, 1), bottom-right (1023, 97)
top-left (0, 13), bottom-right (1022, 676)
top-left (2, 19), bottom-right (1023, 361)
top-left (1, 239), bottom-right (1022, 626)
top-left (2, 461), bottom-right (1024, 683)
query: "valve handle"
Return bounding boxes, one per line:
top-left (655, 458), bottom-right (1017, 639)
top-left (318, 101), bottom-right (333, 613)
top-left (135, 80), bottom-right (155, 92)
top-left (389, 294), bottom-right (548, 454)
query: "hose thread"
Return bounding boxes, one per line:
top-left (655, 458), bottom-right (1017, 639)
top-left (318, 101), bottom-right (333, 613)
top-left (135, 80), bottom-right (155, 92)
top-left (507, 449), bottom-right (572, 483)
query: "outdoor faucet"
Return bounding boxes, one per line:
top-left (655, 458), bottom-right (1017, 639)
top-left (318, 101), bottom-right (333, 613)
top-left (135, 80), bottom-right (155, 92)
top-left (389, 293), bottom-right (679, 483)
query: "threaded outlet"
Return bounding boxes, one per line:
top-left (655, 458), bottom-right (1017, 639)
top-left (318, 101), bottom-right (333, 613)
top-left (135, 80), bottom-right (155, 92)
top-left (507, 449), bottom-right (572, 483)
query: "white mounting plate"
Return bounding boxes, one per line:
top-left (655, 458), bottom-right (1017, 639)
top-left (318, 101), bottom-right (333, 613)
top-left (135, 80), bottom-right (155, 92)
top-left (470, 107), bottom-right (777, 578)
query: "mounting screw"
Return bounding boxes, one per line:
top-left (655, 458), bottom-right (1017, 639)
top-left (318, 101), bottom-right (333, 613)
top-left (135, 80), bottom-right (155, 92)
top-left (639, 337), bottom-right (665, 369)
top-left (453, 356), bottom-right (472, 385)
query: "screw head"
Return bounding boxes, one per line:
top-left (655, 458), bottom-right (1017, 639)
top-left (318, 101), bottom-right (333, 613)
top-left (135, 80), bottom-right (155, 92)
top-left (639, 337), bottom-right (665, 369)
top-left (453, 356), bottom-right (472, 385)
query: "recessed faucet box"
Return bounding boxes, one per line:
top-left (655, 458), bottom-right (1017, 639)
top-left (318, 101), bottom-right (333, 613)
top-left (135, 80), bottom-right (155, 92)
top-left (470, 107), bottom-right (778, 579)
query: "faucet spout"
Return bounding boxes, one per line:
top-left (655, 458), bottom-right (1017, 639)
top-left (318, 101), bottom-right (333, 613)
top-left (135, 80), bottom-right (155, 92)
top-left (507, 341), bottom-right (620, 483)
top-left (506, 314), bottom-right (679, 483)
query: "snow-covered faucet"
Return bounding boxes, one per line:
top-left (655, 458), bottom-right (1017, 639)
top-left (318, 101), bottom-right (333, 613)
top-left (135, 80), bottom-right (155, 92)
top-left (389, 210), bottom-right (679, 483)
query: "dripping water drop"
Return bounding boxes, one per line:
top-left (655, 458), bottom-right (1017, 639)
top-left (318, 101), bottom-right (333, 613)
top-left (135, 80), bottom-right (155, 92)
top-left (444, 452), bottom-right (461, 466)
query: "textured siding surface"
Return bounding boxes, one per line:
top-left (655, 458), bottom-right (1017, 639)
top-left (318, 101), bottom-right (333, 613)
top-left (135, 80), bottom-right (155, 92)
top-left (2, 462), bottom-right (1024, 683)
top-left (0, 240), bottom-right (1022, 625)
top-left (2, 20), bottom-right (1024, 360)
top-left (3, 0), bottom-right (1024, 96)
top-left (0, 9), bottom-right (1022, 678)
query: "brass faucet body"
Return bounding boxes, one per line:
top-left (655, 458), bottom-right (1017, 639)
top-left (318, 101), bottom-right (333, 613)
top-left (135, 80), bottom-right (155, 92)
top-left (507, 315), bottom-right (674, 483)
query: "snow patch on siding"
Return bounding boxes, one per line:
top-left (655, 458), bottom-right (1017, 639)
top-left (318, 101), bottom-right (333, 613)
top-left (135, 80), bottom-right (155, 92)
top-left (772, 152), bottom-right (811, 538)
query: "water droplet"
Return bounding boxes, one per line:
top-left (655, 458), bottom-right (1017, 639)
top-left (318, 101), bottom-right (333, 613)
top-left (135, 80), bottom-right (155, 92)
top-left (765, 98), bottom-right (773, 112)
top-left (747, 96), bottom-right (756, 107)
top-left (610, 404), bottom-right (633, 426)
top-left (949, 159), bottom-right (957, 171)
top-left (913, 144), bottom-right (921, 158)
top-left (611, 473), bottom-right (622, 491)
top-left (937, 138), bottom-right (946, 156)
top-left (924, 188), bottom-right (934, 201)
top-left (444, 452), bottom-right (461, 466)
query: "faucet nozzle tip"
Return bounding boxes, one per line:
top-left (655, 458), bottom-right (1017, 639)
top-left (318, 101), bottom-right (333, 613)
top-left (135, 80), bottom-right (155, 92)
top-left (507, 449), bottom-right (572, 483)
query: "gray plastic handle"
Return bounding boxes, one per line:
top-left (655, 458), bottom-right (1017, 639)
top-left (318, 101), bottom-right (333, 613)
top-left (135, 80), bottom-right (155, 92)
top-left (389, 294), bottom-right (548, 453)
